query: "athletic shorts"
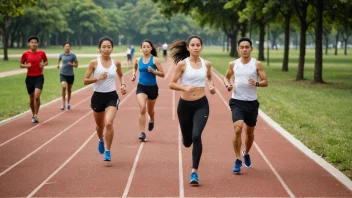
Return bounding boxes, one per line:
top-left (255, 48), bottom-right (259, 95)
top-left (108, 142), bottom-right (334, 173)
top-left (25, 75), bottom-right (44, 94)
top-left (91, 91), bottom-right (120, 113)
top-left (60, 74), bottom-right (74, 85)
top-left (229, 98), bottom-right (259, 127)
top-left (136, 83), bottom-right (158, 100)
top-left (163, 50), bottom-right (167, 56)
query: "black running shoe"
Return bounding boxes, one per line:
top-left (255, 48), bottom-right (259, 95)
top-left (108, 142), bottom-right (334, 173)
top-left (148, 121), bottom-right (154, 131)
top-left (138, 132), bottom-right (147, 142)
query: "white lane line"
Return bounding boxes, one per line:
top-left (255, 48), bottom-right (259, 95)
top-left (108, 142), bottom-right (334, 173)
top-left (178, 125), bottom-right (185, 198)
top-left (27, 87), bottom-right (136, 197)
top-left (26, 131), bottom-right (96, 198)
top-left (122, 142), bottom-right (145, 198)
top-left (0, 85), bottom-right (92, 126)
top-left (211, 70), bottom-right (295, 197)
top-left (0, 111), bottom-right (92, 177)
top-left (0, 97), bottom-right (90, 147)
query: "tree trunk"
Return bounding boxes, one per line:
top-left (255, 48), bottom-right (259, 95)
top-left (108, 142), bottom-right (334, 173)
top-left (226, 36), bottom-right (230, 52)
top-left (334, 32), bottom-right (339, 55)
top-left (282, 13), bottom-right (291, 72)
top-left (343, 36), bottom-right (349, 55)
top-left (258, 22), bottom-right (265, 61)
top-left (324, 34), bottom-right (329, 55)
top-left (313, 0), bottom-right (323, 83)
top-left (296, 23), bottom-right (307, 80)
top-left (2, 21), bottom-right (9, 61)
top-left (229, 34), bottom-right (238, 58)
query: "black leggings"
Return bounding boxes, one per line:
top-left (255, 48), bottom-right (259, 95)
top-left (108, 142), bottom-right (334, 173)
top-left (177, 96), bottom-right (209, 169)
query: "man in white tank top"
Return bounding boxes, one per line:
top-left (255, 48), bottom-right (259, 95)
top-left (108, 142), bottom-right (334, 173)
top-left (223, 38), bottom-right (268, 174)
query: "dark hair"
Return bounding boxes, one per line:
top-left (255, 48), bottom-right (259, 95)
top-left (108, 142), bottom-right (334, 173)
top-left (170, 35), bottom-right (203, 64)
top-left (141, 39), bottom-right (157, 57)
top-left (63, 41), bottom-right (71, 47)
top-left (238, 37), bottom-right (252, 47)
top-left (98, 36), bottom-right (114, 48)
top-left (28, 36), bottom-right (39, 43)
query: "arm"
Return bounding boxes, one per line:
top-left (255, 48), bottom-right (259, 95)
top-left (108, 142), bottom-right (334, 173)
top-left (40, 52), bottom-right (48, 68)
top-left (131, 58), bottom-right (139, 81)
top-left (169, 60), bottom-right (189, 91)
top-left (256, 61), bottom-right (268, 87)
top-left (115, 60), bottom-right (127, 95)
top-left (84, 60), bottom-right (99, 85)
top-left (223, 61), bottom-right (235, 91)
top-left (205, 60), bottom-right (216, 95)
top-left (57, 56), bottom-right (61, 69)
top-left (149, 57), bottom-right (164, 77)
top-left (69, 55), bottom-right (78, 68)
top-left (20, 53), bottom-right (31, 68)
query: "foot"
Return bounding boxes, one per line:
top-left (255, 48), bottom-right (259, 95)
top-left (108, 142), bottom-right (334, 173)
top-left (103, 150), bottom-right (111, 161)
top-left (98, 140), bottom-right (105, 154)
top-left (67, 104), bottom-right (71, 110)
top-left (242, 149), bottom-right (252, 168)
top-left (232, 158), bottom-right (242, 174)
top-left (60, 105), bottom-right (65, 110)
top-left (189, 172), bottom-right (199, 185)
top-left (138, 132), bottom-right (147, 142)
top-left (32, 116), bottom-right (39, 123)
top-left (148, 121), bottom-right (154, 131)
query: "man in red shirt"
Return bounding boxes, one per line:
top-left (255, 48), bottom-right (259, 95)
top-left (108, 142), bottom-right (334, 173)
top-left (20, 36), bottom-right (48, 123)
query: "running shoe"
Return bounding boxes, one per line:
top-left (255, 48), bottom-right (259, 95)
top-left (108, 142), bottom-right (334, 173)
top-left (242, 149), bottom-right (252, 168)
top-left (60, 105), bottom-right (65, 110)
top-left (67, 104), bottom-right (71, 110)
top-left (189, 172), bottom-right (199, 185)
top-left (138, 132), bottom-right (147, 142)
top-left (148, 121), bottom-right (154, 131)
top-left (232, 158), bottom-right (242, 174)
top-left (103, 150), bottom-right (111, 161)
top-left (98, 140), bottom-right (105, 154)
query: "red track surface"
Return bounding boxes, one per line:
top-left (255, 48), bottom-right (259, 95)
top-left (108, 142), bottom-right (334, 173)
top-left (0, 62), bottom-right (351, 197)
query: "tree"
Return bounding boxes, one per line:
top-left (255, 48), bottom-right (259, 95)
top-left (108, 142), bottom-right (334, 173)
top-left (0, 0), bottom-right (38, 60)
top-left (312, 0), bottom-right (324, 83)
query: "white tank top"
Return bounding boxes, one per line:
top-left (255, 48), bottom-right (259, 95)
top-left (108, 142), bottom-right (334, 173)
top-left (232, 58), bottom-right (258, 101)
top-left (93, 57), bottom-right (117, 93)
top-left (180, 57), bottom-right (207, 87)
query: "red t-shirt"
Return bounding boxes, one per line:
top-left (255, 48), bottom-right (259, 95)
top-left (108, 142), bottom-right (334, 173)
top-left (20, 50), bottom-right (48, 76)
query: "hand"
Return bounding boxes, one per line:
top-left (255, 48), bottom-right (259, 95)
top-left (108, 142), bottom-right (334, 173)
top-left (147, 66), bottom-right (154, 73)
top-left (98, 72), bottom-right (107, 81)
top-left (39, 63), bottom-right (45, 68)
top-left (120, 84), bottom-right (127, 95)
top-left (209, 85), bottom-right (216, 95)
top-left (57, 65), bottom-right (60, 69)
top-left (131, 74), bottom-right (136, 82)
top-left (248, 78), bottom-right (256, 86)
top-left (68, 62), bottom-right (72, 66)
top-left (182, 85), bottom-right (195, 92)
top-left (27, 63), bottom-right (32, 68)
top-left (226, 84), bottom-right (233, 92)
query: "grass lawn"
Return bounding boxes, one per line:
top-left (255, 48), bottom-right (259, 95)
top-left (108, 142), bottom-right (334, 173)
top-left (201, 47), bottom-right (352, 179)
top-left (0, 67), bottom-right (131, 121)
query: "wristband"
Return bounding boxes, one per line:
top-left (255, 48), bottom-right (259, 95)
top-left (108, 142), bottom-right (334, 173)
top-left (256, 82), bottom-right (260, 87)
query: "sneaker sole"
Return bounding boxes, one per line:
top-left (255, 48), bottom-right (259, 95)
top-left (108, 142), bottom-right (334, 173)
top-left (139, 138), bottom-right (147, 142)
top-left (189, 180), bottom-right (199, 185)
top-left (104, 158), bottom-right (111, 161)
top-left (233, 171), bottom-right (241, 175)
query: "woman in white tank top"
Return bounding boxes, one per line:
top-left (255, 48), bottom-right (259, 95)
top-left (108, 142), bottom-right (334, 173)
top-left (169, 35), bottom-right (216, 185)
top-left (83, 36), bottom-right (127, 162)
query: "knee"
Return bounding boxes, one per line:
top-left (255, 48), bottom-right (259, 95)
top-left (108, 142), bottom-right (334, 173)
top-left (34, 95), bottom-right (40, 101)
top-left (105, 121), bottom-right (113, 130)
top-left (140, 106), bottom-right (146, 114)
top-left (233, 126), bottom-right (242, 135)
top-left (192, 135), bottom-right (202, 144)
top-left (61, 82), bottom-right (67, 88)
top-left (96, 125), bottom-right (105, 132)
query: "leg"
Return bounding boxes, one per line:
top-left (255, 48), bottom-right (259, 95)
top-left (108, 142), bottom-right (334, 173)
top-left (34, 88), bottom-right (42, 116)
top-left (61, 81), bottom-right (67, 106)
top-left (93, 111), bottom-right (105, 142)
top-left (29, 93), bottom-right (35, 116)
top-left (104, 106), bottom-right (117, 150)
top-left (177, 99), bottom-right (194, 148)
top-left (67, 83), bottom-right (73, 104)
top-left (244, 125), bottom-right (255, 154)
top-left (147, 99), bottom-right (156, 122)
top-left (136, 93), bottom-right (148, 132)
top-left (233, 120), bottom-right (244, 159)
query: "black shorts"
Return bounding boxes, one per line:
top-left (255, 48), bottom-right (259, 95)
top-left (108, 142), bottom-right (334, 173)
top-left (60, 74), bottom-right (74, 85)
top-left (127, 54), bottom-right (132, 61)
top-left (163, 50), bottom-right (167, 56)
top-left (91, 91), bottom-right (120, 113)
top-left (229, 98), bottom-right (259, 127)
top-left (25, 75), bottom-right (44, 94)
top-left (136, 83), bottom-right (158, 100)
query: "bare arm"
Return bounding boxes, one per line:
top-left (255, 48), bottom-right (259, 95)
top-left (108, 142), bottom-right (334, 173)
top-left (20, 61), bottom-right (31, 68)
top-left (223, 61), bottom-right (235, 91)
top-left (69, 61), bottom-right (78, 68)
top-left (115, 60), bottom-right (127, 95)
top-left (84, 60), bottom-right (99, 85)
top-left (131, 58), bottom-right (139, 81)
top-left (149, 57), bottom-right (164, 77)
top-left (205, 60), bottom-right (216, 95)
top-left (169, 60), bottom-right (187, 91)
top-left (57, 57), bottom-right (61, 68)
top-left (256, 61), bottom-right (268, 87)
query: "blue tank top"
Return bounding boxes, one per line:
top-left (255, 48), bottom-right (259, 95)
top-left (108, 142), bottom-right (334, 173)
top-left (138, 56), bottom-right (157, 86)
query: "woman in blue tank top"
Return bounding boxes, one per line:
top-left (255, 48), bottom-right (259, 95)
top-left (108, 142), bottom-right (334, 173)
top-left (131, 40), bottom-right (164, 142)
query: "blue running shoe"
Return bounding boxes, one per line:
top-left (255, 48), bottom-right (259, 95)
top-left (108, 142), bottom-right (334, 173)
top-left (148, 121), bottom-right (154, 131)
top-left (242, 149), bottom-right (252, 168)
top-left (98, 140), bottom-right (105, 154)
top-left (232, 159), bottom-right (242, 174)
top-left (189, 172), bottom-right (199, 185)
top-left (103, 150), bottom-right (111, 161)
top-left (67, 104), bottom-right (71, 110)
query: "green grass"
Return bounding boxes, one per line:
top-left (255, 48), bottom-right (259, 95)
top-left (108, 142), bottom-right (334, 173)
top-left (0, 67), bottom-right (130, 121)
top-left (201, 47), bottom-right (352, 179)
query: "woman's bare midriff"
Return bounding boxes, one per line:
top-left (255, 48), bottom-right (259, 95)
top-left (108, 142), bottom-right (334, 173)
top-left (181, 87), bottom-right (205, 101)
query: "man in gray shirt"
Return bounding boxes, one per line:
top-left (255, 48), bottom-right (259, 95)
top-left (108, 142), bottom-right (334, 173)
top-left (57, 42), bottom-right (78, 110)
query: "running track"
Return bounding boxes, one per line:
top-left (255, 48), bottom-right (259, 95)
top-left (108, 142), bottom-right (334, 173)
top-left (0, 62), bottom-right (351, 198)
